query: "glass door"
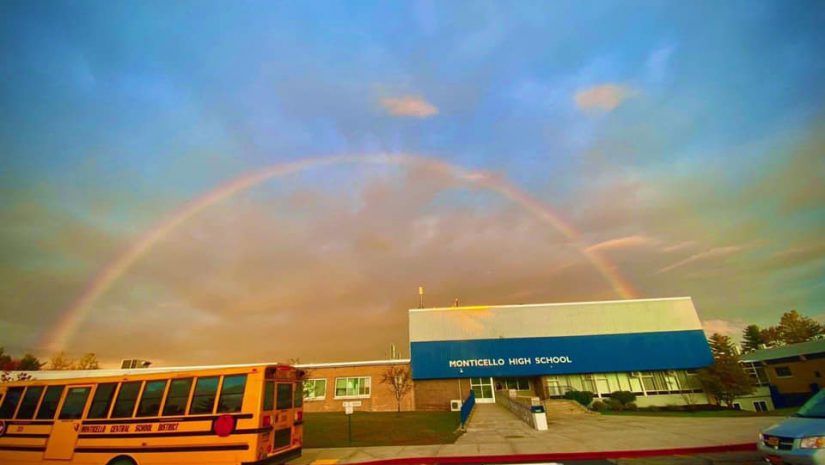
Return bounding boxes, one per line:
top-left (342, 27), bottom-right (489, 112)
top-left (470, 377), bottom-right (495, 403)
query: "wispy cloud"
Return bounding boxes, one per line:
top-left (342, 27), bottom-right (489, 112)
top-left (586, 235), bottom-right (658, 253)
top-left (658, 245), bottom-right (745, 273)
top-left (380, 95), bottom-right (439, 118)
top-left (574, 84), bottom-right (635, 113)
top-left (645, 44), bottom-right (676, 83)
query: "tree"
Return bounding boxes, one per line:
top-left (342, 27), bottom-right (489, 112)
top-left (759, 326), bottom-right (782, 347)
top-left (708, 333), bottom-right (737, 358)
top-left (778, 310), bottom-right (823, 344)
top-left (48, 352), bottom-right (74, 370)
top-left (741, 325), bottom-right (764, 352)
top-left (75, 353), bottom-right (100, 370)
top-left (18, 354), bottom-right (44, 370)
top-left (698, 333), bottom-right (754, 408)
top-left (380, 365), bottom-right (413, 413)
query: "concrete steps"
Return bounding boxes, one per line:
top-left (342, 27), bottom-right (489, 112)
top-left (543, 399), bottom-right (594, 415)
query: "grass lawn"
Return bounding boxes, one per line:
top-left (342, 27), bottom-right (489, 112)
top-left (303, 411), bottom-right (463, 448)
top-left (601, 407), bottom-right (798, 417)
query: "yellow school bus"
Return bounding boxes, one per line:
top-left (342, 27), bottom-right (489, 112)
top-left (0, 363), bottom-right (303, 465)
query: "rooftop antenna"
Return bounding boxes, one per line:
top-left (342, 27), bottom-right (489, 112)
top-left (418, 286), bottom-right (424, 309)
top-left (453, 298), bottom-right (460, 307)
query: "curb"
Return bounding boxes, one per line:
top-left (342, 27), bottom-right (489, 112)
top-left (344, 443), bottom-right (757, 465)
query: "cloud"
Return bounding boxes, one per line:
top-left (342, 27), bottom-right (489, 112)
top-left (657, 245), bottom-right (746, 274)
top-left (585, 235), bottom-right (658, 253)
top-left (574, 84), bottom-right (635, 113)
top-left (701, 319), bottom-right (746, 339)
top-left (645, 44), bottom-right (676, 83)
top-left (380, 95), bottom-right (439, 118)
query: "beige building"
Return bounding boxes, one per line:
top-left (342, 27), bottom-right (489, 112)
top-left (296, 360), bottom-right (415, 413)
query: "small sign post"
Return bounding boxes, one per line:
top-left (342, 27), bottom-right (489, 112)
top-left (342, 401), bottom-right (361, 445)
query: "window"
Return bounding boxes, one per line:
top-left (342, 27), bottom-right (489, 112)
top-left (303, 379), bottom-right (327, 401)
top-left (0, 387), bottom-right (24, 419)
top-left (16, 386), bottom-right (45, 419)
top-left (335, 377), bottom-right (370, 398)
top-left (732, 402), bottom-right (741, 410)
top-left (163, 378), bottom-right (193, 416)
top-left (775, 366), bottom-right (793, 378)
top-left (136, 380), bottom-right (168, 417)
top-left (189, 377), bottom-right (219, 415)
top-left (753, 400), bottom-right (769, 412)
top-left (87, 383), bottom-right (117, 419)
top-left (59, 387), bottom-right (91, 419)
top-left (217, 375), bottom-right (247, 413)
top-left (498, 378), bottom-right (530, 390)
top-left (276, 383), bottom-right (293, 410)
top-left (35, 386), bottom-right (64, 420)
top-left (263, 381), bottom-right (275, 411)
top-left (111, 382), bottom-right (142, 418)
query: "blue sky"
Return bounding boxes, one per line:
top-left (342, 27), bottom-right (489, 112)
top-left (1, 0), bottom-right (824, 364)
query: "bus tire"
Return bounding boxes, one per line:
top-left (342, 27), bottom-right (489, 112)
top-left (106, 455), bottom-right (137, 465)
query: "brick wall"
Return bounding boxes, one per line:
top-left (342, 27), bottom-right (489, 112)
top-left (300, 362), bottom-right (415, 413)
top-left (413, 378), bottom-right (471, 411)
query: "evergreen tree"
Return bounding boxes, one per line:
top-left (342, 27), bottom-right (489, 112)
top-left (698, 333), bottom-right (754, 407)
top-left (778, 310), bottom-right (823, 344)
top-left (708, 333), bottom-right (737, 358)
top-left (18, 354), bottom-right (44, 370)
top-left (741, 325), bottom-right (764, 352)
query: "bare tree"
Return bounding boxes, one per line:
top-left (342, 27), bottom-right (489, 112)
top-left (380, 365), bottom-right (413, 413)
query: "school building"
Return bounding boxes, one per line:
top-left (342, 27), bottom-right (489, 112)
top-left (299, 297), bottom-right (715, 412)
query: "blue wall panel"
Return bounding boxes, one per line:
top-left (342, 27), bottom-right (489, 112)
top-left (410, 330), bottom-right (712, 379)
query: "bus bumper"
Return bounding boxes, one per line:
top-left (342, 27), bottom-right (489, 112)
top-left (242, 447), bottom-right (302, 465)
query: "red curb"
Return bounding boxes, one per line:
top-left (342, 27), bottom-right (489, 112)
top-left (344, 443), bottom-right (757, 465)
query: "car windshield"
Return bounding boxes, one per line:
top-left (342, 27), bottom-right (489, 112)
top-left (796, 390), bottom-right (825, 418)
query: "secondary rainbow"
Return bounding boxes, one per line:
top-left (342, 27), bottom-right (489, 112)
top-left (42, 153), bottom-right (638, 352)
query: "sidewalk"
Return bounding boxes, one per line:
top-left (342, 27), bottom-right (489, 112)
top-left (291, 404), bottom-right (779, 465)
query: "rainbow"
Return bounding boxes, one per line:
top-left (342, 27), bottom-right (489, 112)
top-left (42, 154), bottom-right (638, 352)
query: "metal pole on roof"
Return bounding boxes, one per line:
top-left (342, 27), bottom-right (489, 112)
top-left (418, 286), bottom-right (424, 309)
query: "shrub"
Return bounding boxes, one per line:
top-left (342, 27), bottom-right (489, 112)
top-left (591, 400), bottom-right (608, 411)
top-left (610, 391), bottom-right (637, 406)
top-left (605, 398), bottom-right (624, 411)
top-left (564, 390), bottom-right (594, 407)
top-left (624, 402), bottom-right (638, 411)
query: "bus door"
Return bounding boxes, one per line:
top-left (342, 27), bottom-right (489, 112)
top-left (44, 385), bottom-right (93, 461)
top-left (272, 382), bottom-right (295, 451)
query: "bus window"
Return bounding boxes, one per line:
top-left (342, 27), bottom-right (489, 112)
top-left (111, 382), bottom-right (142, 418)
top-left (136, 380), bottom-right (168, 417)
top-left (59, 387), bottom-right (91, 420)
top-left (162, 378), bottom-right (193, 416)
top-left (35, 386), bottom-right (64, 420)
top-left (87, 383), bottom-right (117, 419)
top-left (217, 375), bottom-right (246, 413)
top-left (189, 377), bottom-right (219, 415)
top-left (263, 380), bottom-right (275, 411)
top-left (0, 387), bottom-right (24, 419)
top-left (16, 386), bottom-right (45, 419)
top-left (276, 383), bottom-right (293, 410)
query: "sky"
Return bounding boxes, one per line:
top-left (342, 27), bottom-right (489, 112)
top-left (1, 0), bottom-right (824, 367)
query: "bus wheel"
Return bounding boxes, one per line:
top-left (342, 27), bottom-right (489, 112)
top-left (107, 456), bottom-right (137, 465)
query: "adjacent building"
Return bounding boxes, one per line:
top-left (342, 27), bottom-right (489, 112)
top-left (739, 339), bottom-right (825, 409)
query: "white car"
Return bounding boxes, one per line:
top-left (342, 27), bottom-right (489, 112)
top-left (760, 390), bottom-right (825, 465)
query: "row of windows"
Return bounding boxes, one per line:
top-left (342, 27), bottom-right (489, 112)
top-left (0, 375), bottom-right (249, 420)
top-left (303, 377), bottom-right (371, 401)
